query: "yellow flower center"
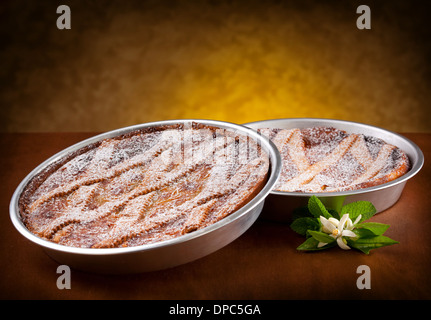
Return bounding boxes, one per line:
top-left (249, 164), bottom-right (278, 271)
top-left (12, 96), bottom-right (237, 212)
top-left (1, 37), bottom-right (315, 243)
top-left (332, 229), bottom-right (339, 237)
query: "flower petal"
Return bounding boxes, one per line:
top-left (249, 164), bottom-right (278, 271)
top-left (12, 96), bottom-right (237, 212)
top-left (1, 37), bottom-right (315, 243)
top-left (337, 237), bottom-right (351, 250)
top-left (318, 242), bottom-right (328, 248)
top-left (328, 217), bottom-right (339, 227)
top-left (346, 218), bottom-right (353, 230)
top-left (341, 230), bottom-right (357, 238)
top-left (353, 214), bottom-right (362, 225)
top-left (320, 216), bottom-right (336, 234)
top-left (339, 214), bottom-right (349, 230)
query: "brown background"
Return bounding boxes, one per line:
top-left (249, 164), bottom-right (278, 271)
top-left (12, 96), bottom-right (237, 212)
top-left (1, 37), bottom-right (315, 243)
top-left (1, 0), bottom-right (430, 133)
top-left (1, 0), bottom-right (431, 302)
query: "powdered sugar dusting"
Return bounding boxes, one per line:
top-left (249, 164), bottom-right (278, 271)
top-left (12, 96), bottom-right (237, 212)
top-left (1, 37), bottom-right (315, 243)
top-left (20, 124), bottom-right (269, 248)
top-left (258, 126), bottom-right (410, 193)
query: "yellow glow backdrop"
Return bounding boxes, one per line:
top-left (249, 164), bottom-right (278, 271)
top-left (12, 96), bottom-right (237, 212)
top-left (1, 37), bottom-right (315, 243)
top-left (1, 1), bottom-right (430, 132)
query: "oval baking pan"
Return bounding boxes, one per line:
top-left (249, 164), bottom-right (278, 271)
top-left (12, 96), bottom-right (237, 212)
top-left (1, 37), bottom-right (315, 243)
top-left (10, 119), bottom-right (281, 274)
top-left (244, 118), bottom-right (424, 222)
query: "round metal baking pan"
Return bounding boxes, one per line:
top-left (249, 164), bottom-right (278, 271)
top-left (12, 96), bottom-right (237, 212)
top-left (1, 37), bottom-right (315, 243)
top-left (244, 118), bottom-right (424, 222)
top-left (10, 119), bottom-right (281, 274)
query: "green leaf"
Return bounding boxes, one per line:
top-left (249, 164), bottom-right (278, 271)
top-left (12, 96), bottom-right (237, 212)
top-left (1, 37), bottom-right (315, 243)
top-left (308, 196), bottom-right (332, 219)
top-left (355, 222), bottom-right (390, 236)
top-left (327, 208), bottom-right (340, 220)
top-left (347, 236), bottom-right (399, 254)
top-left (354, 228), bottom-right (377, 238)
top-left (296, 237), bottom-right (336, 251)
top-left (290, 217), bottom-right (320, 236)
top-left (291, 197), bottom-right (396, 254)
top-left (308, 230), bottom-right (335, 244)
top-left (340, 201), bottom-right (376, 222)
top-left (297, 237), bottom-right (319, 250)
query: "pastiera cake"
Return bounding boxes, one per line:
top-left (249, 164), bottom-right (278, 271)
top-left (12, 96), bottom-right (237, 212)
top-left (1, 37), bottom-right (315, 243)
top-left (19, 123), bottom-right (269, 248)
top-left (258, 127), bottom-right (410, 193)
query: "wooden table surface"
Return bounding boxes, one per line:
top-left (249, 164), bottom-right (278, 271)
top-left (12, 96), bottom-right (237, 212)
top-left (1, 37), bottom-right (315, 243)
top-left (1, 132), bottom-right (430, 300)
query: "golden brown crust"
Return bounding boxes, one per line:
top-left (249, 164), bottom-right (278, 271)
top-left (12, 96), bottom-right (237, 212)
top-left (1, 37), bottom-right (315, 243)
top-left (259, 127), bottom-right (410, 193)
top-left (19, 123), bottom-right (269, 248)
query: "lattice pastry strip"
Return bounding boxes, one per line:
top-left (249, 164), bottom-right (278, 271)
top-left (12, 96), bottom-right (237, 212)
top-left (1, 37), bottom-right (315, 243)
top-left (259, 127), bottom-right (410, 193)
top-left (20, 124), bottom-right (270, 248)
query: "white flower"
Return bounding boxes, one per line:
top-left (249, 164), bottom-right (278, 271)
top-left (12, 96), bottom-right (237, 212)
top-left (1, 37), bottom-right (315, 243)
top-left (318, 214), bottom-right (361, 250)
